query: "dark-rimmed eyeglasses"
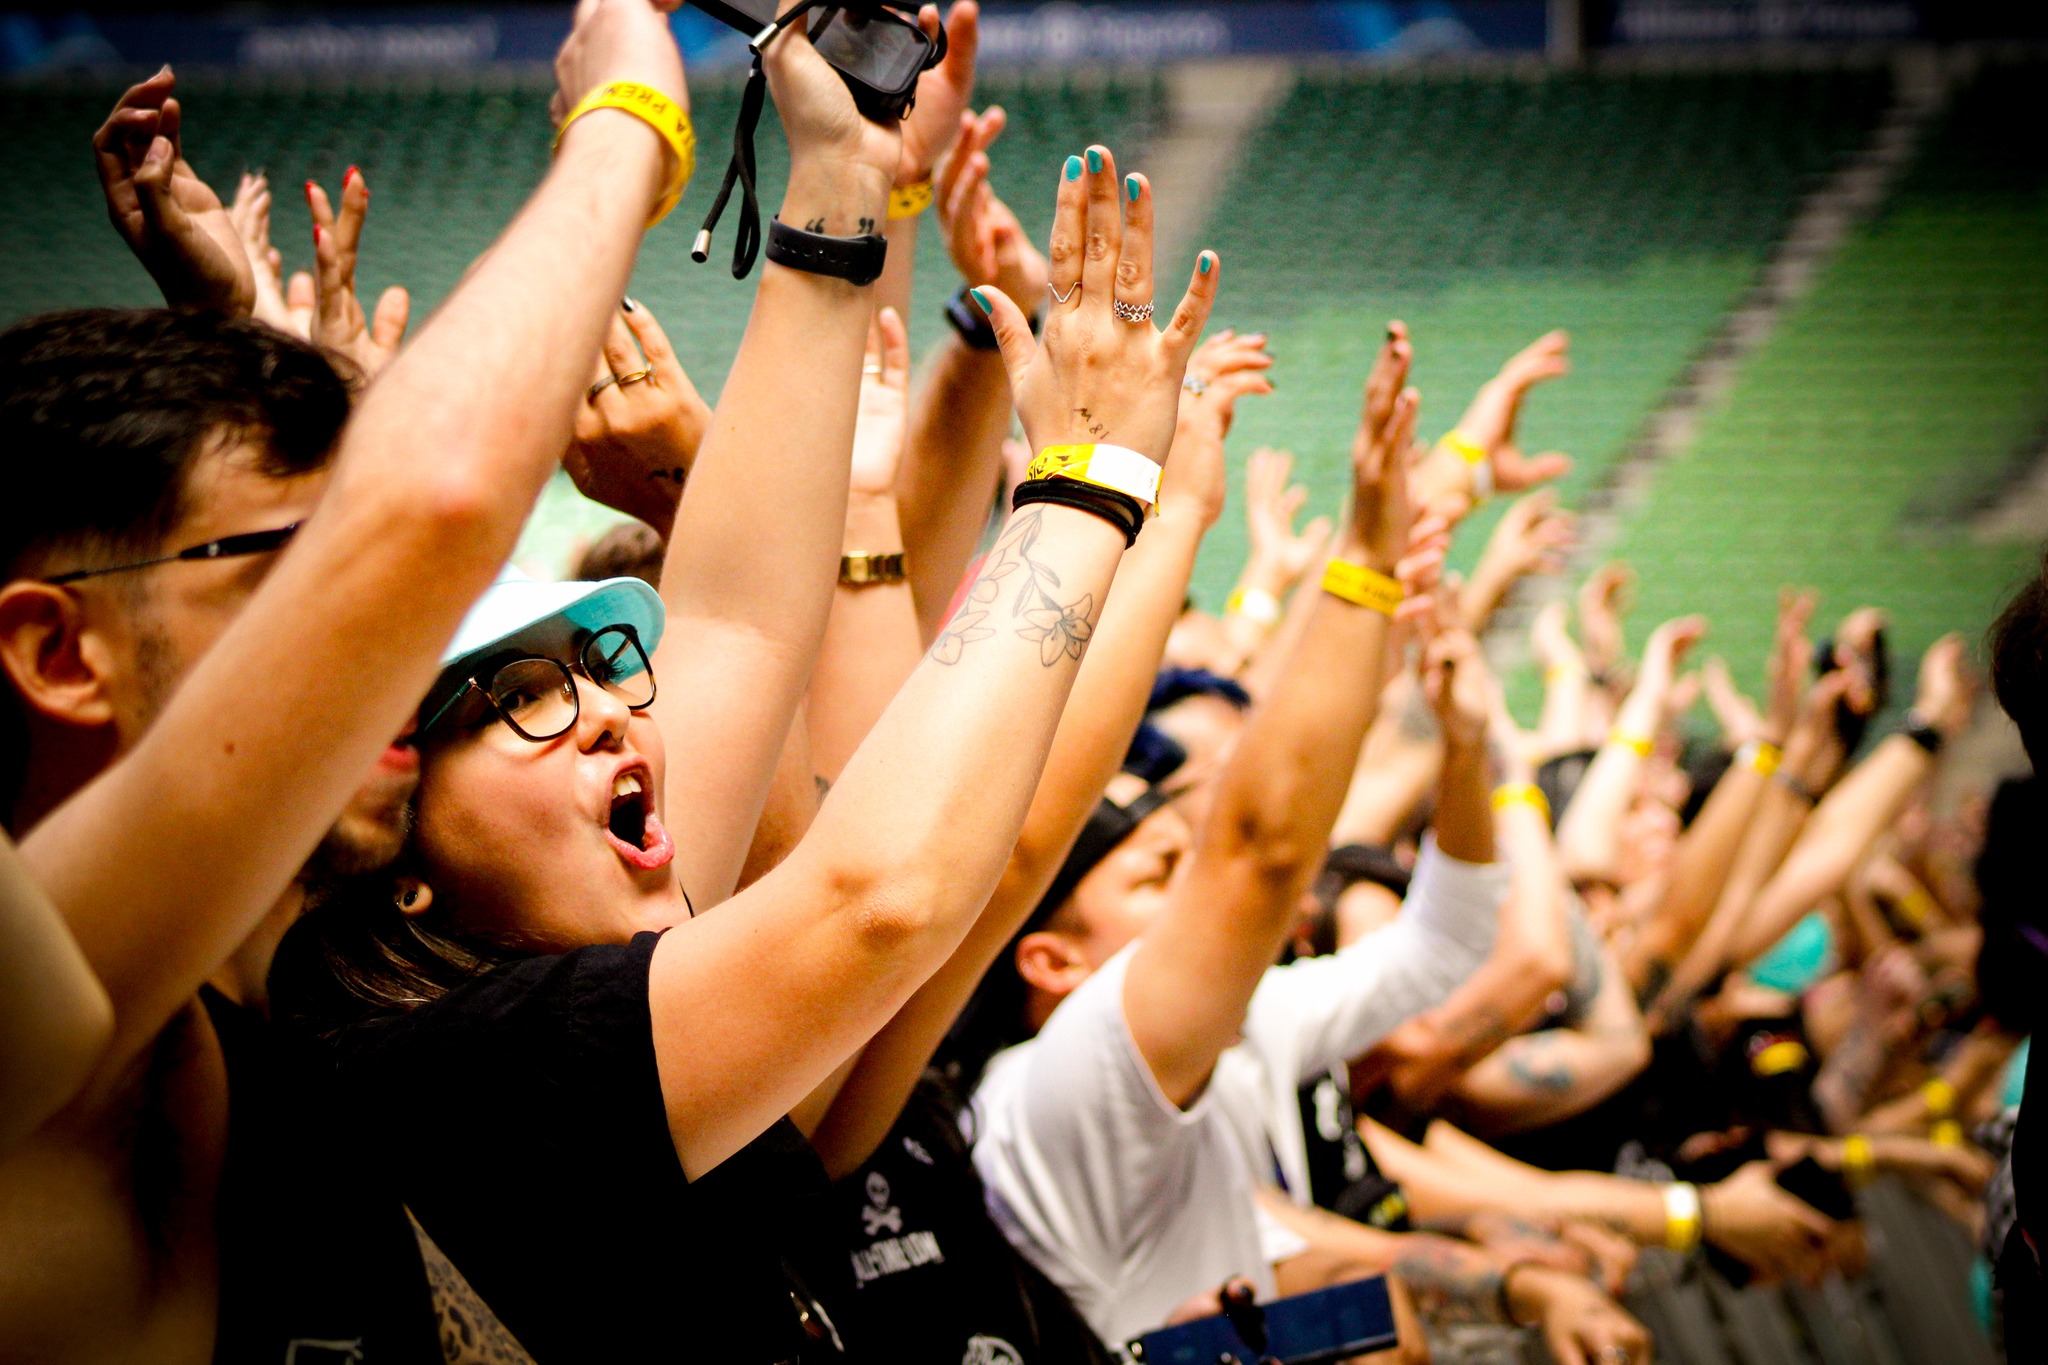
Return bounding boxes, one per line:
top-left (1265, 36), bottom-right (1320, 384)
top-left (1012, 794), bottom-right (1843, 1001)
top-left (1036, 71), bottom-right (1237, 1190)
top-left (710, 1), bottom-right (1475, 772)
top-left (420, 625), bottom-right (656, 743)
top-left (45, 522), bottom-right (304, 586)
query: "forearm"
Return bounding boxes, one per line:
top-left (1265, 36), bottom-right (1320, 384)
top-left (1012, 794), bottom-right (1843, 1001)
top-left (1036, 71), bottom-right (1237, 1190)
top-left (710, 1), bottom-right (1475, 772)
top-left (899, 336), bottom-right (1011, 639)
top-left (0, 833), bottom-right (112, 1151)
top-left (653, 160), bottom-right (891, 904)
top-left (1652, 782), bottom-right (1810, 1011)
top-left (1458, 557), bottom-right (1519, 634)
top-left (1455, 988), bottom-right (1651, 1138)
top-left (808, 493), bottom-right (921, 781)
top-left (28, 117), bottom-right (664, 1063)
top-left (1625, 759), bottom-right (1769, 987)
top-left (809, 506), bottom-right (1206, 1175)
top-left (1727, 738), bottom-right (1933, 965)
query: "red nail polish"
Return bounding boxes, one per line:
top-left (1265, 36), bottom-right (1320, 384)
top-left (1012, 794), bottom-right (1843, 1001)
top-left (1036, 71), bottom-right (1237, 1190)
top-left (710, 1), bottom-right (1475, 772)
top-left (345, 165), bottom-right (359, 188)
top-left (304, 180), bottom-right (316, 205)
top-left (313, 225), bottom-right (326, 246)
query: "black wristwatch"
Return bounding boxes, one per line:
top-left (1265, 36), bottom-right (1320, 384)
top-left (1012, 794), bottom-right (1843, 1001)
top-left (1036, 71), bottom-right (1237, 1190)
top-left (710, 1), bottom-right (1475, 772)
top-left (944, 283), bottom-right (1040, 351)
top-left (1900, 709), bottom-right (1945, 755)
top-left (765, 218), bottom-right (888, 286)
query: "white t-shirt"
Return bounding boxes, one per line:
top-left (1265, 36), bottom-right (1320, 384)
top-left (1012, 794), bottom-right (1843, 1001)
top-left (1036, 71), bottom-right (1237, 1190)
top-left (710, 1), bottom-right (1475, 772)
top-left (971, 837), bottom-right (1506, 1347)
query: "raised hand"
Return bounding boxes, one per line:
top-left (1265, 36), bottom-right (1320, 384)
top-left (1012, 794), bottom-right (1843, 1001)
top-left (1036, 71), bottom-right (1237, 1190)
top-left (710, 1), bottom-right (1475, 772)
top-left (1637, 615), bottom-right (1709, 722)
top-left (304, 169), bottom-right (410, 379)
top-left (1760, 588), bottom-right (1819, 743)
top-left (1422, 627), bottom-right (1492, 750)
top-left (91, 66), bottom-right (254, 316)
top-left (1577, 561), bottom-right (1634, 683)
top-left (549, 0), bottom-right (689, 133)
top-left (851, 307), bottom-right (913, 497)
top-left (1484, 489), bottom-right (1575, 581)
top-left (565, 299), bottom-right (713, 537)
top-left (1186, 327), bottom-right (1274, 389)
top-left (972, 146), bottom-right (1217, 467)
top-left (1913, 633), bottom-right (1976, 737)
top-left (1702, 656), bottom-right (1765, 748)
top-left (1167, 357), bottom-right (1274, 532)
top-left (761, 1), bottom-right (911, 213)
top-left (1345, 321), bottom-right (1420, 574)
top-left (937, 105), bottom-right (1051, 306)
top-left (897, 2), bottom-right (979, 187)
top-left (1451, 328), bottom-right (1575, 492)
top-left (229, 172), bottom-right (294, 334)
top-left (1242, 447), bottom-right (1329, 587)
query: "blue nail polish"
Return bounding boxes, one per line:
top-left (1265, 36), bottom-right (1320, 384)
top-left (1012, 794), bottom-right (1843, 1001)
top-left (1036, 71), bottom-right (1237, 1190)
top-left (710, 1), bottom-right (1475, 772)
top-left (1087, 148), bottom-right (1104, 174)
top-left (1126, 175), bottom-right (1141, 203)
top-left (1198, 253), bottom-right (1214, 276)
top-left (969, 287), bottom-right (992, 315)
top-left (1064, 155), bottom-right (1082, 182)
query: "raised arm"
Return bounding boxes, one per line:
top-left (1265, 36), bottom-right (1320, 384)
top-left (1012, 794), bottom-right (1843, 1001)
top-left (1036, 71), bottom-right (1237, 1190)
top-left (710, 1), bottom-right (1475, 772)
top-left (1410, 329), bottom-right (1573, 520)
top-left (1457, 490), bottom-right (1574, 634)
top-left (806, 313), bottom-right (1265, 1176)
top-left (642, 26), bottom-right (906, 907)
top-left (1622, 589), bottom-right (1814, 992)
top-left (0, 829), bottom-right (112, 1154)
top-left (25, 0), bottom-right (689, 1069)
top-left (1123, 327), bottom-right (1422, 1108)
top-left (1220, 443), bottom-right (1325, 669)
top-left (647, 143), bottom-right (1218, 1176)
top-left (1555, 614), bottom-right (1706, 885)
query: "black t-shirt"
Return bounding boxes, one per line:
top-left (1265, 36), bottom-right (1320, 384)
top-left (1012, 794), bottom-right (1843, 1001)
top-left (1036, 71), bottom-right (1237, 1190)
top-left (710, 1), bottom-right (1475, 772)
top-left (333, 931), bottom-right (840, 1363)
top-left (1296, 1069), bottom-right (1411, 1232)
top-left (807, 1078), bottom-right (1113, 1365)
top-left (200, 988), bottom-right (440, 1365)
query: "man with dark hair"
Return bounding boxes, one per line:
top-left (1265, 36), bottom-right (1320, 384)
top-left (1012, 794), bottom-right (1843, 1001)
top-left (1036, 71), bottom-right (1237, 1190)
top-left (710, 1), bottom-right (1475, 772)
top-left (0, 4), bottom-right (694, 1358)
top-left (1986, 556), bottom-right (2048, 1362)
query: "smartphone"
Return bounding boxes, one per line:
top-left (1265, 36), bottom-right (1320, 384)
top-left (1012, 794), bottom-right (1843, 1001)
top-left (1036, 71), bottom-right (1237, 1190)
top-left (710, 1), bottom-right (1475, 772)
top-left (688, 1), bottom-right (935, 120)
top-left (1776, 1154), bottom-right (1856, 1222)
top-left (1128, 1276), bottom-right (1398, 1365)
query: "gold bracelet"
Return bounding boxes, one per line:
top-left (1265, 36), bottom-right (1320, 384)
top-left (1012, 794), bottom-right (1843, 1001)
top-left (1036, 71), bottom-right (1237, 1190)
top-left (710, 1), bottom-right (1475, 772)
top-left (1321, 559), bottom-right (1404, 616)
top-left (555, 82), bottom-right (696, 227)
top-left (888, 177), bottom-right (935, 220)
top-left (1842, 1134), bottom-right (1875, 1189)
top-left (1491, 782), bottom-right (1551, 823)
top-left (839, 551), bottom-right (906, 586)
top-left (1026, 443), bottom-right (1162, 510)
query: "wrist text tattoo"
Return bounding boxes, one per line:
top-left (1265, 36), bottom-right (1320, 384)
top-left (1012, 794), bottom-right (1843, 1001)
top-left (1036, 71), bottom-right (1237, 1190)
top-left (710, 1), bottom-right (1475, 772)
top-left (1392, 1234), bottom-right (1514, 1326)
top-left (804, 217), bottom-right (828, 234)
top-left (648, 465), bottom-right (687, 489)
top-left (930, 507), bottom-right (1097, 668)
top-left (1076, 406), bottom-right (1111, 440)
top-left (858, 216), bottom-right (877, 236)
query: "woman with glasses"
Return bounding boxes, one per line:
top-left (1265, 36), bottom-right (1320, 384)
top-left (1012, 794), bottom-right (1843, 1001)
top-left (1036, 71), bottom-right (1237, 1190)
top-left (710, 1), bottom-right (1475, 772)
top-left (272, 136), bottom-right (1221, 1362)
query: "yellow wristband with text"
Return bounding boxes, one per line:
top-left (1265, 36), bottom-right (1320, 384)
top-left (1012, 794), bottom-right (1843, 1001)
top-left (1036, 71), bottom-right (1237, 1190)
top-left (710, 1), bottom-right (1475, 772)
top-left (889, 177), bottom-right (935, 220)
top-left (1440, 429), bottom-right (1493, 501)
top-left (1611, 728), bottom-right (1654, 758)
top-left (1921, 1077), bottom-right (1955, 1119)
top-left (1842, 1134), bottom-right (1876, 1189)
top-left (1027, 444), bottom-right (1162, 510)
top-left (555, 82), bottom-right (696, 227)
top-left (1738, 740), bottom-right (1782, 777)
top-left (1321, 559), bottom-right (1404, 616)
top-left (1491, 783), bottom-right (1551, 823)
top-left (1663, 1182), bottom-right (1703, 1254)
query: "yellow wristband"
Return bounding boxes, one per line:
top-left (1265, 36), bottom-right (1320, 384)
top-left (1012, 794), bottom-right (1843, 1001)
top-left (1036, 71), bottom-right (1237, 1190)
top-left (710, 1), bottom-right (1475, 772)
top-left (1842, 1134), bottom-right (1875, 1189)
top-left (1663, 1182), bottom-right (1703, 1254)
top-left (1610, 729), bottom-right (1654, 758)
top-left (1321, 559), bottom-right (1404, 616)
top-left (1491, 783), bottom-right (1551, 823)
top-left (1440, 429), bottom-right (1493, 501)
top-left (555, 82), bottom-right (696, 227)
top-left (1227, 586), bottom-right (1283, 627)
top-left (1931, 1119), bottom-right (1964, 1148)
top-left (1738, 740), bottom-right (1782, 777)
top-left (1026, 443), bottom-right (1161, 509)
top-left (1921, 1077), bottom-right (1955, 1119)
top-left (888, 178), bottom-right (935, 220)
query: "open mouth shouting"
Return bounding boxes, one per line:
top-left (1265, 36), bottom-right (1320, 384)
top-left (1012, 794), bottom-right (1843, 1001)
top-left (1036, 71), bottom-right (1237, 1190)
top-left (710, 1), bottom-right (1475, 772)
top-left (605, 764), bottom-right (675, 872)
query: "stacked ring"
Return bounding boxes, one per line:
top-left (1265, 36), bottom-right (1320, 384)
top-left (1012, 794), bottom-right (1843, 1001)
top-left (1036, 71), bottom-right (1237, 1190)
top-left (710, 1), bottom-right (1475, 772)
top-left (1112, 300), bottom-right (1155, 324)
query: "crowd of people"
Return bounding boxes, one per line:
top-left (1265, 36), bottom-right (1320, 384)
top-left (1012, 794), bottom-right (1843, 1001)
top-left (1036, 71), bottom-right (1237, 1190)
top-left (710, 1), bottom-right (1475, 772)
top-left (0, 2), bottom-right (2040, 1362)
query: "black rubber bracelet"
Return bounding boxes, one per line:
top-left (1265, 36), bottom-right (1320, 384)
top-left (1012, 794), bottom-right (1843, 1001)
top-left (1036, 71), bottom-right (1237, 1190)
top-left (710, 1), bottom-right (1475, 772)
top-left (764, 217), bottom-right (888, 286)
top-left (1900, 710), bottom-right (1945, 755)
top-left (945, 284), bottom-right (1039, 351)
top-left (1011, 477), bottom-right (1144, 547)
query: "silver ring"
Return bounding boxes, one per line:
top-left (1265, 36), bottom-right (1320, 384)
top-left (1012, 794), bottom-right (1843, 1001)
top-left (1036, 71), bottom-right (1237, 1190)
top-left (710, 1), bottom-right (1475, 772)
top-left (587, 374), bottom-right (621, 400)
top-left (1182, 374), bottom-right (1208, 396)
top-left (1112, 299), bottom-right (1154, 324)
top-left (1048, 280), bottom-right (1080, 306)
top-left (862, 364), bottom-right (884, 376)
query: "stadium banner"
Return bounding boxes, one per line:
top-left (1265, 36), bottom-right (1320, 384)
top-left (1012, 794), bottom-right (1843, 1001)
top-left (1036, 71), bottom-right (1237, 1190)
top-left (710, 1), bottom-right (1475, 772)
top-left (1599, 0), bottom-right (1921, 44)
top-left (0, 3), bottom-right (1547, 76)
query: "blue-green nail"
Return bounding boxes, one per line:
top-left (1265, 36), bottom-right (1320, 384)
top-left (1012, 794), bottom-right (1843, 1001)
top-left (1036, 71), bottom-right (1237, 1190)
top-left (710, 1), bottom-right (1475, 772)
top-left (1126, 175), bottom-right (1141, 202)
top-left (1064, 155), bottom-right (1082, 182)
top-left (969, 287), bottom-right (992, 315)
top-left (1198, 252), bottom-right (1214, 276)
top-left (1087, 148), bottom-right (1104, 174)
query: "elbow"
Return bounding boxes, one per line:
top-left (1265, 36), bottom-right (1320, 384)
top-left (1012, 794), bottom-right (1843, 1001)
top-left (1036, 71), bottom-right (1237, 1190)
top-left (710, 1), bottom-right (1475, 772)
top-left (828, 857), bottom-right (955, 957)
top-left (17, 981), bottom-right (114, 1130)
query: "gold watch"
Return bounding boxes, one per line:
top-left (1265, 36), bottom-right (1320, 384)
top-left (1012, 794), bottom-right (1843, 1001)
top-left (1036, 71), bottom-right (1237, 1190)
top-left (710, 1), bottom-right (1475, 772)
top-left (839, 551), bottom-right (906, 587)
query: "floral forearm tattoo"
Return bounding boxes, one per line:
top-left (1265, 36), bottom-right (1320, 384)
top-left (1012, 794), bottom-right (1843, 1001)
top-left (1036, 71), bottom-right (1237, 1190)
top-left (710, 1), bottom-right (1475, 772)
top-left (931, 507), bottom-right (1098, 667)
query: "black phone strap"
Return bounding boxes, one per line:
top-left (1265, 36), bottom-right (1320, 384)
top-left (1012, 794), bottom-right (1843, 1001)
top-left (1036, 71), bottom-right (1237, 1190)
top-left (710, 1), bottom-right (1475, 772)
top-left (692, 49), bottom-right (771, 279)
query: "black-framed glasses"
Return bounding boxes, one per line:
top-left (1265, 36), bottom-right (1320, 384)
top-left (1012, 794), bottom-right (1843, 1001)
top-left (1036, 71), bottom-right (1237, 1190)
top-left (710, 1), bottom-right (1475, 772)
top-left (45, 522), bottom-right (304, 586)
top-left (420, 624), bottom-right (656, 743)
